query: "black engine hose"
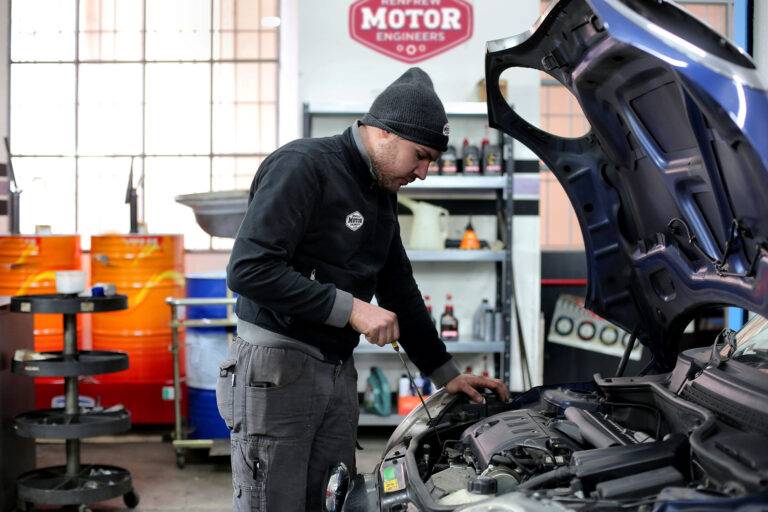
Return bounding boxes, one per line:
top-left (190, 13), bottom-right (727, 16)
top-left (519, 466), bottom-right (575, 490)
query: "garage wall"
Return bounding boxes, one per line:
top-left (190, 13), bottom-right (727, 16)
top-left (0, 0), bottom-right (7, 143)
top-left (297, 0), bottom-right (541, 160)
top-left (756, 1), bottom-right (768, 85)
top-left (1, 0), bottom-right (9, 233)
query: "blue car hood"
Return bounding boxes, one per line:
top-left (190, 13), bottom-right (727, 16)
top-left (486, 0), bottom-right (768, 369)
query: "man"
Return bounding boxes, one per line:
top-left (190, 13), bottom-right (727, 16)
top-left (222, 67), bottom-right (509, 511)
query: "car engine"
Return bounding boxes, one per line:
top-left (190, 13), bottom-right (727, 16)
top-left (422, 387), bottom-right (684, 506)
top-left (402, 377), bottom-right (767, 511)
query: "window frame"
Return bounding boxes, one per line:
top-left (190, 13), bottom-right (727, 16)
top-left (7, 0), bottom-right (282, 250)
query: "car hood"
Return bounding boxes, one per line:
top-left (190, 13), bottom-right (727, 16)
top-left (486, 0), bottom-right (768, 369)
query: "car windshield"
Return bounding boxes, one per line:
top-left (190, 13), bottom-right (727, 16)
top-left (732, 315), bottom-right (768, 365)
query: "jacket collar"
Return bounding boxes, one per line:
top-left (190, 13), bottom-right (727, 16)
top-left (340, 126), bottom-right (377, 189)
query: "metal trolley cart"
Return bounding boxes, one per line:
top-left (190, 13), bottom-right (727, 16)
top-left (167, 296), bottom-right (236, 469)
top-left (10, 294), bottom-right (139, 512)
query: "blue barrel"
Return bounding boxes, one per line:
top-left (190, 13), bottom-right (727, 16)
top-left (185, 271), bottom-right (229, 320)
top-left (188, 387), bottom-right (230, 439)
top-left (185, 271), bottom-right (231, 389)
top-left (185, 329), bottom-right (229, 389)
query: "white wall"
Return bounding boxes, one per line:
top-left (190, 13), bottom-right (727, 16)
top-left (0, 0), bottom-right (7, 144)
top-left (297, 0), bottom-right (541, 160)
top-left (0, 0), bottom-right (6, 134)
top-left (1, 0), bottom-right (9, 234)
top-left (756, 1), bottom-right (768, 86)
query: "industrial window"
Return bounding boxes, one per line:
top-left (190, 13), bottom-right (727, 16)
top-left (538, 0), bottom-right (732, 250)
top-left (9, 0), bottom-right (280, 250)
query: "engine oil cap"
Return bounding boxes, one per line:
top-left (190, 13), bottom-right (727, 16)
top-left (468, 476), bottom-right (497, 495)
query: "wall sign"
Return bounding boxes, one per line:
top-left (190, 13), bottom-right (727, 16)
top-left (349, 0), bottom-right (474, 64)
top-left (547, 294), bottom-right (642, 361)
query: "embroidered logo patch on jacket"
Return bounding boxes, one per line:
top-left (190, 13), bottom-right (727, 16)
top-left (345, 211), bottom-right (364, 231)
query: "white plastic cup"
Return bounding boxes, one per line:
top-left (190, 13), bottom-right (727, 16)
top-left (55, 270), bottom-right (87, 295)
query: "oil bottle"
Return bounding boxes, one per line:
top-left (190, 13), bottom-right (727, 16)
top-left (424, 294), bottom-right (436, 326)
top-left (440, 293), bottom-right (459, 341)
top-left (482, 137), bottom-right (503, 175)
top-left (462, 138), bottom-right (481, 175)
top-left (439, 145), bottom-right (459, 175)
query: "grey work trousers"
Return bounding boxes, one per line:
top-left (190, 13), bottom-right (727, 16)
top-left (216, 336), bottom-right (359, 511)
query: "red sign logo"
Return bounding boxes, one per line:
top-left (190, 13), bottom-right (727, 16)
top-left (349, 0), bottom-right (474, 64)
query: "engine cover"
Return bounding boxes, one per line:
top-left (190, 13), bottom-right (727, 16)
top-left (460, 409), bottom-right (580, 470)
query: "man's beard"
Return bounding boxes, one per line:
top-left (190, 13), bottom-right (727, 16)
top-left (370, 140), bottom-right (400, 192)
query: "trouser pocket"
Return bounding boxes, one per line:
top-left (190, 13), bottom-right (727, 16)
top-left (231, 437), bottom-right (268, 511)
top-left (216, 358), bottom-right (237, 430)
top-left (243, 347), bottom-right (314, 439)
top-left (245, 383), bottom-right (312, 438)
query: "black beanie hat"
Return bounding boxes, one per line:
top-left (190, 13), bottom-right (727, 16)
top-left (361, 67), bottom-right (449, 152)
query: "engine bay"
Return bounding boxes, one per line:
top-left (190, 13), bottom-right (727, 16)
top-left (417, 388), bottom-right (688, 508)
top-left (391, 354), bottom-right (768, 511)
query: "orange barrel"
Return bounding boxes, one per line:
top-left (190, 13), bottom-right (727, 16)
top-left (0, 235), bottom-right (82, 352)
top-left (91, 234), bottom-right (185, 383)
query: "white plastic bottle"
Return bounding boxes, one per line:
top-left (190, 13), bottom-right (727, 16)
top-left (472, 298), bottom-right (491, 340)
top-left (398, 374), bottom-right (411, 397)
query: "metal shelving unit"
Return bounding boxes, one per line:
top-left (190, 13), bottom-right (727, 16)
top-left (10, 294), bottom-right (139, 511)
top-left (304, 102), bottom-right (518, 427)
top-left (404, 175), bottom-right (506, 190)
top-left (406, 250), bottom-right (505, 262)
top-left (167, 297), bottom-right (237, 469)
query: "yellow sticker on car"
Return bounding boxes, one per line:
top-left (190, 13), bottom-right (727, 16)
top-left (383, 479), bottom-right (400, 492)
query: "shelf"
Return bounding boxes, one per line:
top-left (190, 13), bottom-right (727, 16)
top-left (403, 175), bottom-right (506, 191)
top-left (11, 294), bottom-right (128, 315)
top-left (17, 464), bottom-right (133, 506)
top-left (14, 408), bottom-right (131, 439)
top-left (12, 350), bottom-right (129, 377)
top-left (307, 101), bottom-right (487, 117)
top-left (355, 341), bottom-right (504, 354)
top-left (406, 250), bottom-right (505, 262)
top-left (358, 413), bottom-right (406, 426)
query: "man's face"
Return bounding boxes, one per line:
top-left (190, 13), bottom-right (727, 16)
top-left (370, 132), bottom-right (441, 193)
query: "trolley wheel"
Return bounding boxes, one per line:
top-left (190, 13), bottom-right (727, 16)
top-left (176, 451), bottom-right (186, 469)
top-left (123, 490), bottom-right (140, 509)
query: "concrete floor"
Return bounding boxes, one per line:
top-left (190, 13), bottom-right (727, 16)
top-left (31, 431), bottom-right (390, 511)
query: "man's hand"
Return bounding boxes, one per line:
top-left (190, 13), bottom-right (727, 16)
top-left (349, 298), bottom-right (400, 346)
top-left (445, 374), bottom-right (510, 403)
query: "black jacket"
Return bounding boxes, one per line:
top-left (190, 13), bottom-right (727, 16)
top-left (227, 127), bottom-right (457, 380)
